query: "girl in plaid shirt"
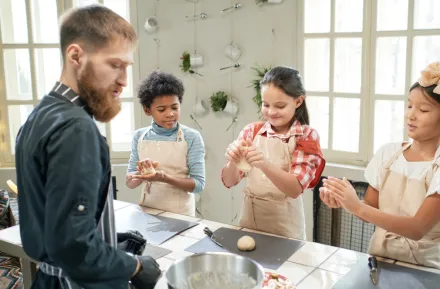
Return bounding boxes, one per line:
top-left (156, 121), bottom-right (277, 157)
top-left (221, 66), bottom-right (325, 239)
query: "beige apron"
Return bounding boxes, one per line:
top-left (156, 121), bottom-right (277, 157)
top-left (239, 133), bottom-right (306, 240)
top-left (368, 143), bottom-right (440, 269)
top-left (137, 125), bottom-right (195, 216)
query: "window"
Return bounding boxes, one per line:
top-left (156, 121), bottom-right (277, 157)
top-left (299, 0), bottom-right (440, 166)
top-left (0, 0), bottom-right (139, 166)
top-left (73, 0), bottom-right (140, 161)
top-left (0, 0), bottom-right (62, 164)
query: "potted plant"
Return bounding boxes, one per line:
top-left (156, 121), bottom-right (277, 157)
top-left (250, 64), bottom-right (271, 113)
top-left (180, 51), bottom-right (191, 72)
top-left (210, 91), bottom-right (228, 112)
top-left (180, 51), bottom-right (204, 73)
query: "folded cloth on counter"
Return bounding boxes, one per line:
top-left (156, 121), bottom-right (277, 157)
top-left (117, 230), bottom-right (147, 256)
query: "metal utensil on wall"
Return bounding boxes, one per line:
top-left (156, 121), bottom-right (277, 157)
top-left (190, 114), bottom-right (203, 130)
top-left (220, 3), bottom-right (242, 13)
top-left (185, 13), bottom-right (208, 20)
top-left (189, 69), bottom-right (203, 76)
top-left (220, 63), bottom-right (241, 70)
top-left (226, 117), bottom-right (238, 131)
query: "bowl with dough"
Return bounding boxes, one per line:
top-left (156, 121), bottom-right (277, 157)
top-left (165, 252), bottom-right (265, 289)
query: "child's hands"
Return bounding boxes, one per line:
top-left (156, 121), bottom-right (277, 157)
top-left (319, 186), bottom-right (342, 208)
top-left (225, 139), bottom-right (249, 163)
top-left (243, 139), bottom-right (266, 169)
top-left (323, 177), bottom-right (362, 214)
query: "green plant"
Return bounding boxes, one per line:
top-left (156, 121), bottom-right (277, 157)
top-left (180, 51), bottom-right (191, 72)
top-left (250, 64), bottom-right (271, 113)
top-left (210, 91), bottom-right (228, 112)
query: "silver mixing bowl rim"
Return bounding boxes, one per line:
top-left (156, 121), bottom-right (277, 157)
top-left (164, 251), bottom-right (265, 287)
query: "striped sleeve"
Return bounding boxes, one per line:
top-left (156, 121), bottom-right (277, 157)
top-left (183, 127), bottom-right (206, 194)
top-left (126, 129), bottom-right (146, 174)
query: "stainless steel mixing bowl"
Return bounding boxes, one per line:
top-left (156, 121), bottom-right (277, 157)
top-left (164, 252), bottom-right (265, 289)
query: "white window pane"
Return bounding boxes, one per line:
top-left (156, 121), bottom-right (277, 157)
top-left (120, 67), bottom-right (133, 98)
top-left (307, 96), bottom-right (329, 149)
top-left (0, 0), bottom-right (28, 43)
top-left (414, 0), bottom-right (440, 29)
top-left (95, 121), bottom-right (106, 137)
top-left (8, 105), bottom-right (34, 155)
top-left (377, 0), bottom-right (408, 31)
top-left (305, 0), bottom-right (330, 33)
top-left (334, 38), bottom-right (362, 93)
top-left (3, 49), bottom-right (32, 100)
top-left (31, 0), bottom-right (59, 43)
top-left (75, 0), bottom-right (99, 6)
top-left (332, 98), bottom-right (360, 152)
top-left (375, 37), bottom-right (407, 95)
top-left (374, 100), bottom-right (404, 153)
top-left (335, 0), bottom-right (363, 32)
top-left (412, 36), bottom-right (440, 84)
top-left (35, 48), bottom-right (62, 98)
top-left (304, 38), bottom-right (330, 92)
top-left (104, 0), bottom-right (130, 21)
top-left (110, 102), bottom-right (134, 151)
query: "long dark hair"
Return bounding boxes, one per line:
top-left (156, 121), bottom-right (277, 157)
top-left (260, 66), bottom-right (309, 125)
top-left (410, 82), bottom-right (440, 104)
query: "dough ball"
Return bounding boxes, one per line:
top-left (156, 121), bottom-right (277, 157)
top-left (141, 166), bottom-right (156, 175)
top-left (237, 236), bottom-right (256, 251)
top-left (236, 158), bottom-right (252, 173)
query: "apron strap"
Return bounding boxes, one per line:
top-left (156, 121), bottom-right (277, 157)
top-left (422, 152), bottom-right (440, 185)
top-left (137, 127), bottom-right (151, 158)
top-left (177, 124), bottom-right (185, 142)
top-left (383, 142), bottom-right (412, 169)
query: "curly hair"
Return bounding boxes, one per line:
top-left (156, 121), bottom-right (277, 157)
top-left (137, 70), bottom-right (185, 108)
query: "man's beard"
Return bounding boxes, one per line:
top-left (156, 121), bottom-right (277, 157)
top-left (77, 63), bottom-right (121, 123)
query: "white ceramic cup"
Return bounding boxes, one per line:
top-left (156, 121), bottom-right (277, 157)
top-left (224, 43), bottom-right (242, 61)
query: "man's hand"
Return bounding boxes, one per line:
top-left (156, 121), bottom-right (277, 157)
top-left (117, 230), bottom-right (146, 256)
top-left (131, 256), bottom-right (162, 289)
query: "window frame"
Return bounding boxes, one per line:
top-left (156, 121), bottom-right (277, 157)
top-left (297, 0), bottom-right (440, 166)
top-left (0, 0), bottom-right (143, 167)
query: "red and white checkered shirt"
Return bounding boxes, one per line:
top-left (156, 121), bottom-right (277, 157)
top-left (221, 120), bottom-right (324, 190)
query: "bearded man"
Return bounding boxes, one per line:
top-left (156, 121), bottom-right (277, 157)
top-left (15, 4), bottom-right (161, 289)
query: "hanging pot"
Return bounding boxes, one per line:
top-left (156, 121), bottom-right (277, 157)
top-left (144, 16), bottom-right (158, 33)
top-left (193, 99), bottom-right (209, 117)
top-left (224, 99), bottom-right (239, 116)
top-left (224, 43), bottom-right (242, 61)
top-left (190, 53), bottom-right (204, 68)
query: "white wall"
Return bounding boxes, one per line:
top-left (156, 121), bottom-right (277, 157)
top-left (0, 0), bottom-right (368, 242)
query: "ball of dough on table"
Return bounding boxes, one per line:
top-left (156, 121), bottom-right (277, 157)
top-left (237, 235), bottom-right (256, 251)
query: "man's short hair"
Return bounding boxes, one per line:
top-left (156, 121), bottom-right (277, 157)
top-left (59, 4), bottom-right (137, 61)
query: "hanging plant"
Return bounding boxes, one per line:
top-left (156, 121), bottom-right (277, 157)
top-left (180, 51), bottom-right (191, 72)
top-left (250, 64), bottom-right (271, 113)
top-left (210, 91), bottom-right (228, 112)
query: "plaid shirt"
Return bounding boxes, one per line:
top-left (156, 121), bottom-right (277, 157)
top-left (221, 120), bottom-right (324, 190)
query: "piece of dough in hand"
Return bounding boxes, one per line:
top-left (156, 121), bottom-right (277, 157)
top-left (237, 235), bottom-right (256, 251)
top-left (236, 158), bottom-right (252, 172)
top-left (236, 146), bottom-right (252, 172)
top-left (137, 161), bottom-right (159, 176)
